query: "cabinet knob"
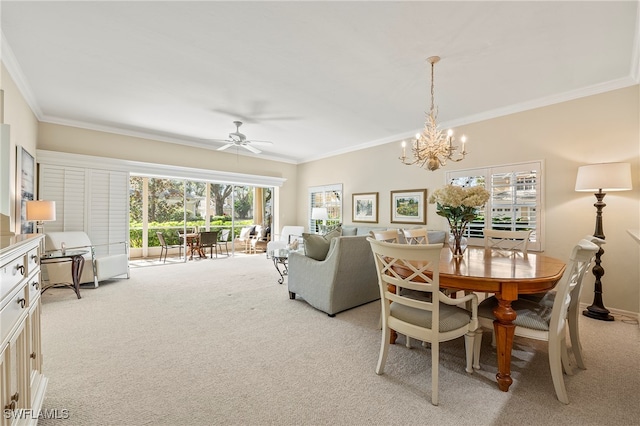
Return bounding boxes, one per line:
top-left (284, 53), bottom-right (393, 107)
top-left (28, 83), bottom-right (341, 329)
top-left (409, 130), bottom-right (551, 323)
top-left (30, 352), bottom-right (37, 359)
top-left (17, 298), bottom-right (26, 308)
top-left (31, 254), bottom-right (40, 264)
top-left (32, 281), bottom-right (40, 290)
top-left (15, 264), bottom-right (25, 276)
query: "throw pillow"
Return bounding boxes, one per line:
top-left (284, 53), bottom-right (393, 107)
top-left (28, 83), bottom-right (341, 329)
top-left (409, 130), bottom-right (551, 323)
top-left (302, 228), bottom-right (342, 261)
top-left (239, 226), bottom-right (253, 239)
top-left (259, 226), bottom-right (268, 238)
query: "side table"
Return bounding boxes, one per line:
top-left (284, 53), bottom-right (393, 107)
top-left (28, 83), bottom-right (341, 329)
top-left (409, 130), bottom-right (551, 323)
top-left (269, 248), bottom-right (293, 284)
top-left (41, 249), bottom-right (88, 299)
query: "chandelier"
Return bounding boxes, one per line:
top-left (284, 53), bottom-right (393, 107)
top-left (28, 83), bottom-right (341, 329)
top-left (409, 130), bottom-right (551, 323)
top-left (399, 56), bottom-right (467, 171)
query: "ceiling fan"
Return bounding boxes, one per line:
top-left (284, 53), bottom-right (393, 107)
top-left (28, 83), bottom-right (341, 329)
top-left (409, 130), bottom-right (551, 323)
top-left (212, 121), bottom-right (273, 154)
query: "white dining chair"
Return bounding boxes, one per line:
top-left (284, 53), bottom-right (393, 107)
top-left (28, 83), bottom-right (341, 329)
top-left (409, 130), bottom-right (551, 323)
top-left (519, 235), bottom-right (605, 371)
top-left (484, 229), bottom-right (533, 257)
top-left (367, 237), bottom-right (481, 406)
top-left (370, 229), bottom-right (399, 243)
top-left (476, 238), bottom-right (599, 404)
top-left (402, 228), bottom-right (428, 244)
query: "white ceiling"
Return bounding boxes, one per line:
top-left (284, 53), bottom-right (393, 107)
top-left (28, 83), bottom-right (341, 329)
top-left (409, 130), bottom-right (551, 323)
top-left (2, 1), bottom-right (639, 164)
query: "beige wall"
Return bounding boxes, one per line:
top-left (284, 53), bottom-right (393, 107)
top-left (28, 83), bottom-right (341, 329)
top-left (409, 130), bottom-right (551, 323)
top-left (297, 85), bottom-right (640, 314)
top-left (37, 122), bottom-right (299, 229)
top-left (1, 63), bottom-right (40, 232)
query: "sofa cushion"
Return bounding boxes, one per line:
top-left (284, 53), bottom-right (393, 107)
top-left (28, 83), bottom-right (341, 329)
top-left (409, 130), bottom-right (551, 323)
top-left (302, 228), bottom-right (342, 261)
top-left (342, 227), bottom-right (357, 236)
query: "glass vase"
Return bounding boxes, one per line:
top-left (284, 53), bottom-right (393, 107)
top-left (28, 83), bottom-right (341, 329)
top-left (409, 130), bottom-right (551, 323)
top-left (448, 233), bottom-right (468, 258)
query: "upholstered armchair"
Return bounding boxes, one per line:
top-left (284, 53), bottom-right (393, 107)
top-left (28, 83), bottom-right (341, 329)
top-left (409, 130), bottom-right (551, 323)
top-left (43, 231), bottom-right (130, 288)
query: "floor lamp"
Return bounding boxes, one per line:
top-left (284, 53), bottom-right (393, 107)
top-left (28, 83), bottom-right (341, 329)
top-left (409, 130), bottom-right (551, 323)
top-left (26, 200), bottom-right (56, 234)
top-left (575, 162), bottom-right (632, 321)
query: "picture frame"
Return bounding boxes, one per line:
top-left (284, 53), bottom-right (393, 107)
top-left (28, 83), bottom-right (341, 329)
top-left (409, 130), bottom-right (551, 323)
top-left (17, 146), bottom-right (35, 234)
top-left (390, 189), bottom-right (427, 224)
top-left (352, 192), bottom-right (378, 223)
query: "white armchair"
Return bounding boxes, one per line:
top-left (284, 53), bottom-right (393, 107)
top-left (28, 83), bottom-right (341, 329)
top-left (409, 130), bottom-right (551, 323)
top-left (266, 226), bottom-right (304, 256)
top-left (43, 231), bottom-right (130, 288)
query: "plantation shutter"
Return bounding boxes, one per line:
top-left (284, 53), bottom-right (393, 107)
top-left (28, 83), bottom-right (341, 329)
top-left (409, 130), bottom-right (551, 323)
top-left (39, 165), bottom-right (87, 232)
top-left (39, 165), bottom-right (129, 254)
top-left (88, 170), bottom-right (129, 256)
top-left (446, 161), bottom-right (544, 251)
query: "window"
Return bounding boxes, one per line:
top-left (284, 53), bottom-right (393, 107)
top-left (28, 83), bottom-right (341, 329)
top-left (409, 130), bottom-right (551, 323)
top-left (447, 161), bottom-right (544, 251)
top-left (308, 184), bottom-right (342, 233)
top-left (129, 175), bottom-right (274, 257)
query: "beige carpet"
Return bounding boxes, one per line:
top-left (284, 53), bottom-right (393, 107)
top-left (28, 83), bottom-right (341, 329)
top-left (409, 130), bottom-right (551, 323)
top-left (38, 254), bottom-right (640, 425)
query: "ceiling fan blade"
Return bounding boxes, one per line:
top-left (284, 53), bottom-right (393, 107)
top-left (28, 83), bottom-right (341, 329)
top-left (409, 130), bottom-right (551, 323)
top-left (242, 144), bottom-right (261, 154)
top-left (217, 143), bottom-right (234, 151)
top-left (248, 140), bottom-right (273, 146)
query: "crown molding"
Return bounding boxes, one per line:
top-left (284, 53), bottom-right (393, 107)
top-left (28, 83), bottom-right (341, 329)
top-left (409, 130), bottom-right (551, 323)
top-left (36, 149), bottom-right (287, 188)
top-left (299, 75), bottom-right (640, 164)
top-left (38, 115), bottom-right (299, 165)
top-left (1, 31), bottom-right (42, 118)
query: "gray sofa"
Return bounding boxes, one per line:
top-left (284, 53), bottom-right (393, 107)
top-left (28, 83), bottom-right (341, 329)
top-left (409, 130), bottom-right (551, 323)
top-left (287, 227), bottom-right (446, 317)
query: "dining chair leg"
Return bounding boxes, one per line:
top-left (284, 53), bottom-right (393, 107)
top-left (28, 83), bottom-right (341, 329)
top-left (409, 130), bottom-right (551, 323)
top-left (473, 329), bottom-right (483, 370)
top-left (376, 325), bottom-right (390, 375)
top-left (464, 331), bottom-right (474, 374)
top-left (549, 335), bottom-right (570, 404)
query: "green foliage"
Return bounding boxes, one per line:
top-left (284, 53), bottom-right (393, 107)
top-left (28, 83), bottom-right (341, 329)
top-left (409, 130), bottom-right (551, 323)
top-left (128, 217), bottom-right (254, 248)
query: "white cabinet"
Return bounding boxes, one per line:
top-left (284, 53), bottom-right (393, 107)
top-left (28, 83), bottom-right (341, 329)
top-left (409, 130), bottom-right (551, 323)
top-left (1, 234), bottom-right (47, 425)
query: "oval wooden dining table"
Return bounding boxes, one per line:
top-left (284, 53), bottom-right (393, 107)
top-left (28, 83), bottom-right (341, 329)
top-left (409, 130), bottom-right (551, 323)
top-left (390, 246), bottom-right (566, 392)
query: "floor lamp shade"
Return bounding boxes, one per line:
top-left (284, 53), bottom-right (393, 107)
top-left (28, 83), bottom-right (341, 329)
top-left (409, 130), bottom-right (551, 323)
top-left (575, 162), bottom-right (632, 321)
top-left (575, 162), bottom-right (632, 192)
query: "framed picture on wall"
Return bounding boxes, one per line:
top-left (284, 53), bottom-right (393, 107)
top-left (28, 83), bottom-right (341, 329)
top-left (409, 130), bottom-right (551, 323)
top-left (352, 192), bottom-right (378, 223)
top-left (390, 189), bottom-right (427, 224)
top-left (17, 146), bottom-right (35, 234)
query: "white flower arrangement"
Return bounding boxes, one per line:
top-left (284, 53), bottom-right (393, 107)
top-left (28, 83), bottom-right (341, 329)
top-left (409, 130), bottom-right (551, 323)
top-left (429, 185), bottom-right (490, 255)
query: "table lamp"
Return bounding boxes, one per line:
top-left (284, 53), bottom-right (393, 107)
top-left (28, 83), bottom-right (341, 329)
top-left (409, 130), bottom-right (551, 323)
top-left (575, 162), bottom-right (632, 321)
top-left (26, 200), bottom-right (56, 234)
top-left (311, 207), bottom-right (329, 234)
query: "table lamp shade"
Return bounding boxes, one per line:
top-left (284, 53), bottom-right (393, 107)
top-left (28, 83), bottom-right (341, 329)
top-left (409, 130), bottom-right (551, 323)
top-left (26, 200), bottom-right (56, 221)
top-left (311, 207), bottom-right (329, 220)
top-left (575, 162), bottom-right (632, 192)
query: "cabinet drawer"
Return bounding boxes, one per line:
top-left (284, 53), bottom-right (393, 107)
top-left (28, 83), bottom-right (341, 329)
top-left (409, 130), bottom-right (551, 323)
top-left (1, 253), bottom-right (26, 300)
top-left (27, 273), bottom-right (41, 306)
top-left (26, 246), bottom-right (40, 276)
top-left (1, 284), bottom-right (28, 344)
